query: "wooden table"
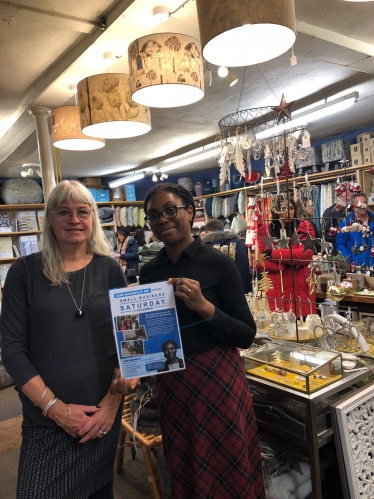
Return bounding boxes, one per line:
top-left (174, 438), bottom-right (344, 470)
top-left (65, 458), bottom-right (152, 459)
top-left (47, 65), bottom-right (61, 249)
top-left (316, 292), bottom-right (374, 315)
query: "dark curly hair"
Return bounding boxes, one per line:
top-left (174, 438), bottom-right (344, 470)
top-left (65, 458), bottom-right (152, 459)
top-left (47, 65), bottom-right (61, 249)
top-left (143, 183), bottom-right (196, 228)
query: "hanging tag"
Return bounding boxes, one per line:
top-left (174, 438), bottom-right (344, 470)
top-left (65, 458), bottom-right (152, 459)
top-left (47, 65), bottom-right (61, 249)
top-left (276, 178), bottom-right (280, 194)
top-left (305, 173), bottom-right (309, 187)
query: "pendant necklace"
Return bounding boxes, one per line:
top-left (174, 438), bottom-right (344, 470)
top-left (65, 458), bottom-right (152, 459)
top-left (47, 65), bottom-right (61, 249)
top-left (64, 260), bottom-right (87, 319)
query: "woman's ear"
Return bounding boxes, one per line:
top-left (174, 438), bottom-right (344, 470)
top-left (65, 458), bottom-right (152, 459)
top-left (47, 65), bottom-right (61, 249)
top-left (187, 205), bottom-right (194, 221)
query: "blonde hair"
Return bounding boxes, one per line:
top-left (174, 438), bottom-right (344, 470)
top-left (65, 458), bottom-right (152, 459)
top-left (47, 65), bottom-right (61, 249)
top-left (42, 180), bottom-right (112, 285)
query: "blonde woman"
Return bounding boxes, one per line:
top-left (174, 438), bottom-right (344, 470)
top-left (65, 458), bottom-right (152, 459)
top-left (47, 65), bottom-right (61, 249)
top-left (1, 180), bottom-right (128, 499)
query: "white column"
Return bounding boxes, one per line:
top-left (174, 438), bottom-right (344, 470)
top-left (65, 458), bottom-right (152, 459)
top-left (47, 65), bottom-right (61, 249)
top-left (27, 106), bottom-right (56, 202)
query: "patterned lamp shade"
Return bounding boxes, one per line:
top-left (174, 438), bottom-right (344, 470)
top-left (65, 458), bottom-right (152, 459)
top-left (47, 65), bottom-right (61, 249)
top-left (128, 33), bottom-right (204, 108)
top-left (196, 0), bottom-right (296, 67)
top-left (51, 106), bottom-right (105, 150)
top-left (77, 74), bottom-right (152, 139)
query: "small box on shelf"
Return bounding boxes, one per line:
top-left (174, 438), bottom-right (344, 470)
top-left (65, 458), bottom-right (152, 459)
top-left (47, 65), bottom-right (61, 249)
top-left (363, 144), bottom-right (371, 156)
top-left (124, 185), bottom-right (136, 201)
top-left (350, 143), bottom-right (362, 157)
top-left (357, 133), bottom-right (371, 144)
top-left (87, 188), bottom-right (97, 201)
top-left (363, 155), bottom-right (372, 165)
top-left (352, 155), bottom-right (363, 167)
top-left (96, 190), bottom-right (109, 202)
top-left (81, 177), bottom-right (102, 186)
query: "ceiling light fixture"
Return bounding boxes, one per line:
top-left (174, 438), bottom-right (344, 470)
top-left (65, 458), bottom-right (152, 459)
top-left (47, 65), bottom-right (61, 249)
top-left (152, 173), bottom-right (158, 182)
top-left (160, 173), bottom-right (169, 180)
top-left (196, 0), bottom-right (296, 67)
top-left (159, 146), bottom-right (221, 173)
top-left (22, 163), bottom-right (40, 177)
top-left (128, 33), bottom-right (204, 108)
top-left (109, 173), bottom-right (145, 188)
top-left (77, 74), bottom-right (151, 139)
top-left (256, 91), bottom-right (359, 140)
top-left (51, 106), bottom-right (105, 150)
top-left (153, 6), bottom-right (169, 23)
top-left (226, 71), bottom-right (238, 87)
top-left (217, 66), bottom-right (229, 78)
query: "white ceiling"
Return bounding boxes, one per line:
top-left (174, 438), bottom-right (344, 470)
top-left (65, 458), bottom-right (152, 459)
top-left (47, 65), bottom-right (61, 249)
top-left (1, 0), bottom-right (374, 180)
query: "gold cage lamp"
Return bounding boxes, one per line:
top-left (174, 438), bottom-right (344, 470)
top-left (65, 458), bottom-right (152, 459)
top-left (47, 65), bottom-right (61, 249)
top-left (196, 0), bottom-right (296, 67)
top-left (77, 74), bottom-right (152, 139)
top-left (51, 106), bottom-right (105, 151)
top-left (128, 33), bottom-right (204, 108)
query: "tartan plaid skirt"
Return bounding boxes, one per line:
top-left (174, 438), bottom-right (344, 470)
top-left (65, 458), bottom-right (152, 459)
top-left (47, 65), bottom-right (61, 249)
top-left (156, 345), bottom-right (265, 499)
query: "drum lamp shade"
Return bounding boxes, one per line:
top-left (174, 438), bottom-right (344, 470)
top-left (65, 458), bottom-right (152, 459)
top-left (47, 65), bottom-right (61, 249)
top-left (51, 106), bottom-right (105, 150)
top-left (77, 74), bottom-right (152, 139)
top-left (196, 0), bottom-right (296, 67)
top-left (128, 33), bottom-right (204, 108)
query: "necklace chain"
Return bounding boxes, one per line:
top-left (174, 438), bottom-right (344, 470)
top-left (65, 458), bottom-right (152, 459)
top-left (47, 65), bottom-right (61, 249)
top-left (64, 258), bottom-right (87, 318)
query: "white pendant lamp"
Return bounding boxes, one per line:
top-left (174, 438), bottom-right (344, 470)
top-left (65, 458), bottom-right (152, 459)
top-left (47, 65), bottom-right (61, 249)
top-left (196, 0), bottom-right (296, 67)
top-left (51, 106), bottom-right (105, 151)
top-left (128, 33), bottom-right (204, 108)
top-left (77, 74), bottom-right (151, 139)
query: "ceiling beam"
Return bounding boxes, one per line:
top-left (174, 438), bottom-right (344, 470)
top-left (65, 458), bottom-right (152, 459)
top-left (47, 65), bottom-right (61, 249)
top-left (0, 0), bottom-right (137, 164)
top-left (297, 20), bottom-right (374, 57)
top-left (0, 1), bottom-right (97, 34)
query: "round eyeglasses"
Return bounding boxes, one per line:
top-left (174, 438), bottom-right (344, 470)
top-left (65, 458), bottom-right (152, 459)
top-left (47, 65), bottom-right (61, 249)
top-left (52, 209), bottom-right (92, 221)
top-left (144, 205), bottom-right (186, 225)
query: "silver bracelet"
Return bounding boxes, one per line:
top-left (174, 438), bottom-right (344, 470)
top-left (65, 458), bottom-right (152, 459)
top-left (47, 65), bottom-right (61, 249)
top-left (42, 396), bottom-right (59, 418)
top-left (33, 386), bottom-right (46, 407)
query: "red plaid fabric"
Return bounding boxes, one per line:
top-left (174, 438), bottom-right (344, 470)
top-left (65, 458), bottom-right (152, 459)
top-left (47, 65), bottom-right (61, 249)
top-left (156, 346), bottom-right (265, 499)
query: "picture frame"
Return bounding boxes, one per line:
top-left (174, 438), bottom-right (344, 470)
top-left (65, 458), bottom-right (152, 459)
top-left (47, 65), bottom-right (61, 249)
top-left (346, 273), bottom-right (365, 289)
top-left (330, 381), bottom-right (374, 499)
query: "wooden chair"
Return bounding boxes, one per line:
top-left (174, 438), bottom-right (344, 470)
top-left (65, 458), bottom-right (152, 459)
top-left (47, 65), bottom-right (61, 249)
top-left (115, 394), bottom-right (164, 499)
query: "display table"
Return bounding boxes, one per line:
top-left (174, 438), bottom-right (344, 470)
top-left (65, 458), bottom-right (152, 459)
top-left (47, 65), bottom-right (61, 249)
top-left (315, 291), bottom-right (374, 315)
top-left (247, 366), bottom-right (373, 499)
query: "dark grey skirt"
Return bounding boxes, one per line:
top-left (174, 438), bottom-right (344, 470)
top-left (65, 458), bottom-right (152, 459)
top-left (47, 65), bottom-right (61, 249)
top-left (17, 405), bottom-right (123, 499)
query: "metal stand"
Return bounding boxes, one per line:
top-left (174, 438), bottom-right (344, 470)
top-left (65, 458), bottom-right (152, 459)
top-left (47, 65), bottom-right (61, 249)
top-left (247, 367), bottom-right (373, 498)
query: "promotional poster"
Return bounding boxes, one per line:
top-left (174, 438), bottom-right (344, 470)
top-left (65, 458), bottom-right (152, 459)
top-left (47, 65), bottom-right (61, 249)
top-left (109, 281), bottom-right (185, 379)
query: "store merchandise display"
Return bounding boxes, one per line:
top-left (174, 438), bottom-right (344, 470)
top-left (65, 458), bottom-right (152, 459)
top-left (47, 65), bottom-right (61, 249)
top-left (243, 340), bottom-right (342, 394)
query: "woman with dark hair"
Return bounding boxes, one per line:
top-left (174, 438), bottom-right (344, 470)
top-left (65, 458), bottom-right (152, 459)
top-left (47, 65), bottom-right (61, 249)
top-left (296, 196), bottom-right (321, 244)
top-left (111, 183), bottom-right (264, 498)
top-left (116, 226), bottom-right (139, 284)
top-left (257, 198), bottom-right (316, 317)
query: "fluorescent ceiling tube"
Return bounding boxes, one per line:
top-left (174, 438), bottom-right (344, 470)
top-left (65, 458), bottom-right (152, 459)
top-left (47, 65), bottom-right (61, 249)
top-left (159, 147), bottom-right (221, 173)
top-left (257, 91), bottom-right (359, 140)
top-left (109, 173), bottom-right (145, 188)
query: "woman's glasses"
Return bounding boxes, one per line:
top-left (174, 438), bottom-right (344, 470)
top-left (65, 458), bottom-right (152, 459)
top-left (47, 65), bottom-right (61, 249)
top-left (52, 209), bottom-right (92, 221)
top-left (144, 205), bottom-right (186, 225)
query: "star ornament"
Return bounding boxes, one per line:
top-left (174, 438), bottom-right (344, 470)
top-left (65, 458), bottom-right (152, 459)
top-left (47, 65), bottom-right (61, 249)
top-left (272, 94), bottom-right (295, 123)
top-left (255, 252), bottom-right (269, 267)
top-left (300, 233), bottom-right (320, 253)
top-left (277, 235), bottom-right (290, 249)
top-left (262, 232), bottom-right (277, 250)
